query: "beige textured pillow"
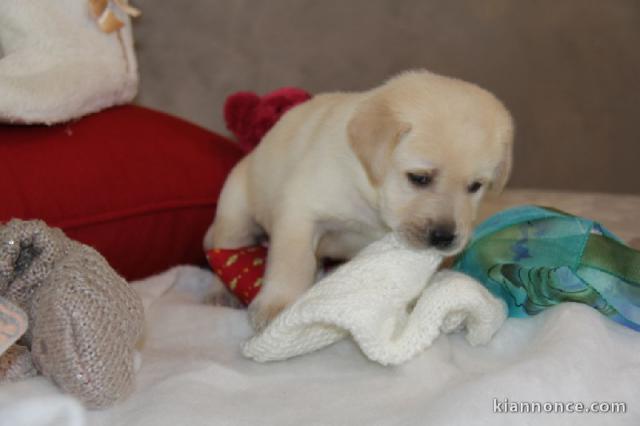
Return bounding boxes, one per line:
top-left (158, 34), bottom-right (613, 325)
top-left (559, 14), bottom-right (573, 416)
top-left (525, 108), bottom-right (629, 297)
top-left (0, 0), bottom-right (139, 125)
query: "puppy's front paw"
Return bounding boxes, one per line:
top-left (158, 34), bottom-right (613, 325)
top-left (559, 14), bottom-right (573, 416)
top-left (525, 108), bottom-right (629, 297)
top-left (248, 295), bottom-right (291, 332)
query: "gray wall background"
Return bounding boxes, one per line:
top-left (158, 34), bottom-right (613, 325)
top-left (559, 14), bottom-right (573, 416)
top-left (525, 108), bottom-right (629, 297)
top-left (133, 0), bottom-right (640, 194)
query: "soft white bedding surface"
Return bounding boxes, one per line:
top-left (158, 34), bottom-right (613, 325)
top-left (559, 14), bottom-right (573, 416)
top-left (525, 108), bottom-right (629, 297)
top-left (2, 264), bottom-right (639, 426)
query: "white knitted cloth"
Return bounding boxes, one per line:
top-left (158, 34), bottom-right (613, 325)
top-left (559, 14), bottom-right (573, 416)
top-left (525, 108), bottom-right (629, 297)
top-left (243, 234), bottom-right (507, 365)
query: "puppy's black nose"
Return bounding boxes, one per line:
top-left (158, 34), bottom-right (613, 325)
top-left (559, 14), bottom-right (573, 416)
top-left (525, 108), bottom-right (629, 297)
top-left (428, 226), bottom-right (456, 249)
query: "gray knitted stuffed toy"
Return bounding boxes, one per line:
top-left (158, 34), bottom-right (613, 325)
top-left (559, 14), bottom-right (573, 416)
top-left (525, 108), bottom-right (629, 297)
top-left (0, 219), bottom-right (144, 409)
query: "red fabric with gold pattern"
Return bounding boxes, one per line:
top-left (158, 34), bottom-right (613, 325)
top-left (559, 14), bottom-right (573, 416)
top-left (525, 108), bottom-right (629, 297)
top-left (206, 246), bottom-right (267, 305)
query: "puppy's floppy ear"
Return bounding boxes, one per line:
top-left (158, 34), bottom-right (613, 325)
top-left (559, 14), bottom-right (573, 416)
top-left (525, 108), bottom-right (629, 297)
top-left (348, 97), bottom-right (410, 186)
top-left (489, 115), bottom-right (514, 195)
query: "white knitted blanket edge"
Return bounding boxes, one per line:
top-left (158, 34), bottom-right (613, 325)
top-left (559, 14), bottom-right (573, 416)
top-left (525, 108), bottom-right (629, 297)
top-left (242, 233), bottom-right (507, 365)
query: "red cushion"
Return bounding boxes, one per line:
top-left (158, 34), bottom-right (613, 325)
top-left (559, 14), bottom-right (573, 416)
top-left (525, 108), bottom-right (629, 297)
top-left (0, 105), bottom-right (244, 280)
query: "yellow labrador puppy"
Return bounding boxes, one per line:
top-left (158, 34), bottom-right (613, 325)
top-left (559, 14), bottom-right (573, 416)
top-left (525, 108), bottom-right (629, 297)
top-left (204, 70), bottom-right (514, 330)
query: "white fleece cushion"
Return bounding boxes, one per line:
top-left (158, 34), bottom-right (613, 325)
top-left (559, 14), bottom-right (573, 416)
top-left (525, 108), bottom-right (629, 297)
top-left (0, 0), bottom-right (138, 125)
top-left (243, 233), bottom-right (507, 365)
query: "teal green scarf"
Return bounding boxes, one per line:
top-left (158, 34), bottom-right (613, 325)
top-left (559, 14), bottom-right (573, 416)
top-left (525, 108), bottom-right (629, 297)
top-left (453, 205), bottom-right (640, 331)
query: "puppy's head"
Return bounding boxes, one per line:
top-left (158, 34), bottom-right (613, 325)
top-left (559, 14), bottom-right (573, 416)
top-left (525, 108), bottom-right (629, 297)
top-left (348, 71), bottom-right (514, 254)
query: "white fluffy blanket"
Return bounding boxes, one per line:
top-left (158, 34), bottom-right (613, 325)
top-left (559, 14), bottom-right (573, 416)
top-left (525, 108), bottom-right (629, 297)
top-left (0, 0), bottom-right (138, 124)
top-left (1, 265), bottom-right (639, 425)
top-left (244, 234), bottom-right (506, 365)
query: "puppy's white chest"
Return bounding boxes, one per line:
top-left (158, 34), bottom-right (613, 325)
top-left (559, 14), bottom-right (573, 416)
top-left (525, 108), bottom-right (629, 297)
top-left (316, 216), bottom-right (388, 260)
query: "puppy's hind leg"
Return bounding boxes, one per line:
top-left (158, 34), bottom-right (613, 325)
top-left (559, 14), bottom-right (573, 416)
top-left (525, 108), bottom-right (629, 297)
top-left (203, 160), bottom-right (260, 250)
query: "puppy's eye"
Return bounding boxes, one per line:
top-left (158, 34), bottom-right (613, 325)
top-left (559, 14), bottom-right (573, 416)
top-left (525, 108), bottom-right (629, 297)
top-left (407, 172), bottom-right (433, 188)
top-left (467, 181), bottom-right (483, 193)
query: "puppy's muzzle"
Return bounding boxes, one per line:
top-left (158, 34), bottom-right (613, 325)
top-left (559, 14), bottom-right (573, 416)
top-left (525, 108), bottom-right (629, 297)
top-left (428, 225), bottom-right (457, 249)
top-left (402, 221), bottom-right (463, 253)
